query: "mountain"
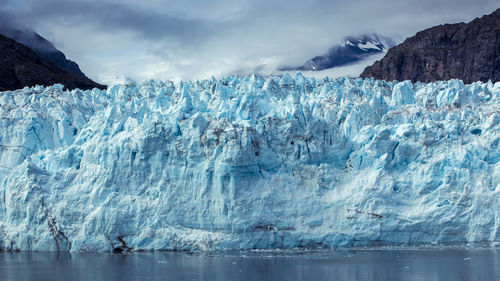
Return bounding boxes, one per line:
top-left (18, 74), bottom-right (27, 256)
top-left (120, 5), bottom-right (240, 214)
top-left (0, 28), bottom-right (86, 77)
top-left (281, 34), bottom-right (395, 71)
top-left (0, 34), bottom-right (105, 91)
top-left (0, 76), bottom-right (498, 251)
top-left (360, 9), bottom-right (500, 83)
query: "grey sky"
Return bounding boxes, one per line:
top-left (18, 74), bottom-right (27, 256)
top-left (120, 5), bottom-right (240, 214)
top-left (1, 0), bottom-right (498, 84)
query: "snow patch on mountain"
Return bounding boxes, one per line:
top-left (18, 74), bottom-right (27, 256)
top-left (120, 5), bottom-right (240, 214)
top-left (356, 41), bottom-right (384, 51)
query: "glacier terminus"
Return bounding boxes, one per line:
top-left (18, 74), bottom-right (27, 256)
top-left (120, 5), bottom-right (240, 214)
top-left (0, 74), bottom-right (499, 252)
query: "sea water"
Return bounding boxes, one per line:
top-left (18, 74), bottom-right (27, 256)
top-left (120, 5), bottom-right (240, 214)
top-left (0, 247), bottom-right (498, 281)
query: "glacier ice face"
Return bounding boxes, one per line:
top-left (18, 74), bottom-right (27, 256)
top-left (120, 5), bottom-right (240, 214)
top-left (0, 76), bottom-right (499, 252)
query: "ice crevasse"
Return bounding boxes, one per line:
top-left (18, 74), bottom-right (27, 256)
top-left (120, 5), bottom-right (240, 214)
top-left (0, 74), bottom-right (499, 252)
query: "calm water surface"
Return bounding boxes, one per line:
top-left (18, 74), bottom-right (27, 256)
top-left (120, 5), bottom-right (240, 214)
top-left (0, 247), bottom-right (498, 281)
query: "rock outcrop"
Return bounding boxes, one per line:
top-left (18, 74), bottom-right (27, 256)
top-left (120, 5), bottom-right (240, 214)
top-left (361, 9), bottom-right (500, 83)
top-left (0, 34), bottom-right (105, 91)
top-left (0, 28), bottom-right (86, 77)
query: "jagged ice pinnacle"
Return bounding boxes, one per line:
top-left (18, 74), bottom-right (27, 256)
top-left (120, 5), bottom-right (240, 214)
top-left (0, 74), bottom-right (499, 251)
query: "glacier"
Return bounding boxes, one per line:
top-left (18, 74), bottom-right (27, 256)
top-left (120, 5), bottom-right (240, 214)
top-left (0, 75), bottom-right (499, 252)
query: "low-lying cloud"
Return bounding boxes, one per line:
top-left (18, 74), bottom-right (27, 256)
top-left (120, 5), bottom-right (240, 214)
top-left (1, 0), bottom-right (498, 84)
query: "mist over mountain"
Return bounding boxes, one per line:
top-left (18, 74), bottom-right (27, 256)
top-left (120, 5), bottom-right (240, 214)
top-left (0, 34), bottom-right (105, 91)
top-left (280, 34), bottom-right (397, 72)
top-left (0, 26), bottom-right (86, 77)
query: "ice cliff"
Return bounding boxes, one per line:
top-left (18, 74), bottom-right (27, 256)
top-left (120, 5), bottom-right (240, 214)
top-left (0, 75), bottom-right (499, 252)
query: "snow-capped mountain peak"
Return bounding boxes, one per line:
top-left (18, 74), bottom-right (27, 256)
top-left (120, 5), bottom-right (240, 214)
top-left (356, 40), bottom-right (385, 51)
top-left (343, 39), bottom-right (385, 51)
top-left (343, 40), bottom-right (356, 47)
top-left (281, 34), bottom-right (394, 72)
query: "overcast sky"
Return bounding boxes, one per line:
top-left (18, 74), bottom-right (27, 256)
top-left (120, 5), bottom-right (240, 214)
top-left (0, 0), bottom-right (498, 84)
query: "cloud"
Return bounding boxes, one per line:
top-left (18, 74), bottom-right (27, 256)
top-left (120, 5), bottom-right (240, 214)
top-left (11, 1), bottom-right (214, 43)
top-left (0, 4), bottom-right (20, 30)
top-left (1, 0), bottom-right (498, 84)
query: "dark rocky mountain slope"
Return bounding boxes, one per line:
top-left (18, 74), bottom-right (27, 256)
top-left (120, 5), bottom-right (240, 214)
top-left (0, 28), bottom-right (86, 76)
top-left (360, 8), bottom-right (500, 83)
top-left (0, 34), bottom-right (105, 91)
